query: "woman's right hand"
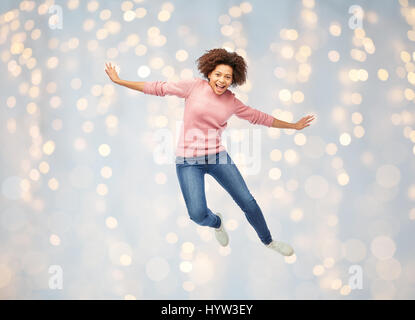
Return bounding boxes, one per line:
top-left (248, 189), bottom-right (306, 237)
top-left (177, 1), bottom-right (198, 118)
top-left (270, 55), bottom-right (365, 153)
top-left (105, 62), bottom-right (120, 83)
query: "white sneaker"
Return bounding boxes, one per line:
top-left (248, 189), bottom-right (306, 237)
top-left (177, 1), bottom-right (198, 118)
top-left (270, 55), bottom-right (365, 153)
top-left (214, 213), bottom-right (229, 247)
top-left (266, 240), bottom-right (294, 256)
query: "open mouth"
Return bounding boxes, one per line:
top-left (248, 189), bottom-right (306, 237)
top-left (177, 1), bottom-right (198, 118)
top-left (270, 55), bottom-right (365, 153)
top-left (216, 84), bottom-right (226, 91)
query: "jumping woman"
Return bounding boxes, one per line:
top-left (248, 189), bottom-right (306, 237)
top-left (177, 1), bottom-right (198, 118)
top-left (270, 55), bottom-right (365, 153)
top-left (105, 48), bottom-right (315, 257)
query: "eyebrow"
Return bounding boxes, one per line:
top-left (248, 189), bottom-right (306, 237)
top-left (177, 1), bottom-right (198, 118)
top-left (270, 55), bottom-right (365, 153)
top-left (214, 71), bottom-right (232, 76)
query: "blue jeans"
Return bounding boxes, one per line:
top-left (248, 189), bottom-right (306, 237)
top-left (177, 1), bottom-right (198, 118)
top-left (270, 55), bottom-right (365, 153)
top-left (175, 151), bottom-right (273, 245)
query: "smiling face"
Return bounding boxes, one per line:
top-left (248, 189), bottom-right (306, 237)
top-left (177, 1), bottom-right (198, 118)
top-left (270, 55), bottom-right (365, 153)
top-left (207, 64), bottom-right (233, 95)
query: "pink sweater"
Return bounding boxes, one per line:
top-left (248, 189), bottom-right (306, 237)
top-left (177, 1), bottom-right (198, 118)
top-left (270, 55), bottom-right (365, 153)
top-left (143, 78), bottom-right (275, 158)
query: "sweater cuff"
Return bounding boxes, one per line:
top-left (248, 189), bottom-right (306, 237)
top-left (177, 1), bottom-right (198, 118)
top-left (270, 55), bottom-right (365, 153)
top-left (142, 82), bottom-right (153, 94)
top-left (266, 116), bottom-right (275, 127)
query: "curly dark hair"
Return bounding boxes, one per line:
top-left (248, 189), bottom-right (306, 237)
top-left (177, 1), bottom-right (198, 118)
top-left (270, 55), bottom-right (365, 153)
top-left (196, 48), bottom-right (247, 87)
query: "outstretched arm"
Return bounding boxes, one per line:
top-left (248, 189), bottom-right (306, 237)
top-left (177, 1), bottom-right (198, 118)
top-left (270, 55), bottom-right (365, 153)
top-left (105, 62), bottom-right (146, 92)
top-left (233, 96), bottom-right (316, 130)
top-left (271, 115), bottom-right (315, 130)
top-left (105, 62), bottom-right (196, 98)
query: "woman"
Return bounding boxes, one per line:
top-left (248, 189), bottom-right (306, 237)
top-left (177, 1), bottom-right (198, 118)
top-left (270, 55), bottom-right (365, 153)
top-left (105, 48), bottom-right (315, 257)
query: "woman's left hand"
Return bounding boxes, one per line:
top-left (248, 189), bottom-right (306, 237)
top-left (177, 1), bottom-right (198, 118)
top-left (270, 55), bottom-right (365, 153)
top-left (293, 115), bottom-right (316, 130)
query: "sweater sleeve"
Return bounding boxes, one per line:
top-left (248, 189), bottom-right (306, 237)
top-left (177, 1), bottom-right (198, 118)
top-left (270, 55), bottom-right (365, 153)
top-left (142, 78), bottom-right (198, 98)
top-left (233, 95), bottom-right (275, 127)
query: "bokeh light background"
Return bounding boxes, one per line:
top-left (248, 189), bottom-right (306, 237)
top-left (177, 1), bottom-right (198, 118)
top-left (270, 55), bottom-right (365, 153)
top-left (1, 0), bottom-right (415, 300)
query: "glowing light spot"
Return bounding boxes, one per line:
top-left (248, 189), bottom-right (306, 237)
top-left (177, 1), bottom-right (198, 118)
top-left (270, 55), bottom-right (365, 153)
top-left (378, 69), bottom-right (389, 81)
top-left (284, 149), bottom-right (299, 164)
top-left (340, 285), bottom-right (352, 295)
top-left (158, 10), bottom-right (171, 22)
top-left (371, 236), bottom-right (396, 260)
top-left (269, 168), bottom-right (282, 180)
top-left (328, 50), bottom-right (340, 62)
top-left (183, 281), bottom-right (195, 292)
top-left (337, 172), bottom-right (350, 186)
top-left (137, 65), bottom-right (151, 78)
top-left (331, 279), bottom-right (342, 290)
top-left (124, 10), bottom-right (136, 22)
top-left (98, 144), bottom-right (111, 157)
top-left (290, 208), bottom-right (303, 222)
top-left (120, 254), bottom-right (132, 266)
top-left (100, 166), bottom-right (112, 179)
top-left (76, 97), bottom-right (88, 111)
top-left (166, 232), bottom-right (178, 244)
top-left (323, 258), bottom-right (335, 268)
top-left (229, 6), bottom-right (242, 18)
top-left (96, 183), bottom-right (108, 196)
top-left (281, 45), bottom-right (294, 59)
top-left (292, 91), bottom-right (304, 103)
top-left (270, 149), bottom-right (282, 162)
top-left (339, 133), bottom-right (351, 146)
top-left (135, 7), bottom-right (147, 18)
top-left (43, 140), bottom-right (55, 155)
top-left (313, 265), bottom-right (325, 276)
top-left (48, 178), bottom-right (59, 191)
top-left (49, 234), bottom-right (61, 246)
top-left (221, 25), bottom-right (234, 37)
top-left (46, 57), bottom-right (59, 69)
top-left (182, 242), bottom-right (195, 253)
top-left (87, 1), bottom-right (99, 12)
top-left (176, 49), bottom-right (188, 62)
top-left (240, 2), bottom-right (253, 14)
top-left (39, 161), bottom-right (50, 174)
top-left (7, 96), bottom-right (16, 108)
top-left (106, 216), bottom-right (118, 229)
top-left (279, 89), bottom-right (291, 102)
top-left (100, 9), bottom-right (111, 20)
top-left (401, 51), bottom-right (411, 63)
top-left (329, 23), bottom-right (341, 36)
